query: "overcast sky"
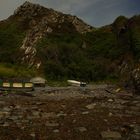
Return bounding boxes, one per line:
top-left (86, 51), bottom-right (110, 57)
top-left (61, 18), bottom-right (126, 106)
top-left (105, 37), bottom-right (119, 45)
top-left (0, 0), bottom-right (140, 27)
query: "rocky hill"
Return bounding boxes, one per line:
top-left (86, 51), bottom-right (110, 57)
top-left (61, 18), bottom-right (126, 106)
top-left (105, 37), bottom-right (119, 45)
top-left (10, 1), bottom-right (92, 68)
top-left (0, 1), bottom-right (140, 92)
top-left (0, 1), bottom-right (93, 67)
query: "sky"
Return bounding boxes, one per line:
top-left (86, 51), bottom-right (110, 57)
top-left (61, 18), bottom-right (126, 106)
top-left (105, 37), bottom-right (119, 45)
top-left (0, 0), bottom-right (140, 27)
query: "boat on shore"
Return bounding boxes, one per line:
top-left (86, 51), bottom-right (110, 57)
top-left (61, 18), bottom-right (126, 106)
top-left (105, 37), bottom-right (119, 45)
top-left (67, 80), bottom-right (87, 87)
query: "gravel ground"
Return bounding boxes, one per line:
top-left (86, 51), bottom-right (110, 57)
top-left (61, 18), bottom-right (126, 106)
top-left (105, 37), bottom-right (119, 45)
top-left (0, 85), bottom-right (139, 140)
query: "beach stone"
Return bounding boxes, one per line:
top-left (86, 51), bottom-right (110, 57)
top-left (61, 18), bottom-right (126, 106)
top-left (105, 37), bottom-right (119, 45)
top-left (3, 107), bottom-right (11, 112)
top-left (10, 116), bottom-right (19, 121)
top-left (72, 119), bottom-right (76, 123)
top-left (30, 132), bottom-right (36, 137)
top-left (57, 111), bottom-right (67, 117)
top-left (86, 103), bottom-right (96, 109)
top-left (101, 131), bottom-right (121, 139)
top-left (42, 112), bottom-right (56, 118)
top-left (53, 129), bottom-right (59, 133)
top-left (3, 122), bottom-right (9, 127)
top-left (15, 105), bottom-right (21, 109)
top-left (108, 99), bottom-right (114, 102)
top-left (115, 88), bottom-right (121, 93)
top-left (77, 127), bottom-right (87, 132)
top-left (82, 111), bottom-right (89, 115)
top-left (36, 102), bottom-right (43, 105)
top-left (0, 111), bottom-right (9, 117)
top-left (32, 111), bottom-right (40, 116)
top-left (22, 120), bottom-right (29, 123)
top-left (45, 122), bottom-right (59, 127)
top-left (31, 106), bottom-right (38, 110)
top-left (109, 112), bottom-right (113, 116)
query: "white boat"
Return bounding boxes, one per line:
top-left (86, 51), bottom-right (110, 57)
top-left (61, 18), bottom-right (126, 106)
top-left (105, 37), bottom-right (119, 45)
top-left (67, 80), bottom-right (86, 87)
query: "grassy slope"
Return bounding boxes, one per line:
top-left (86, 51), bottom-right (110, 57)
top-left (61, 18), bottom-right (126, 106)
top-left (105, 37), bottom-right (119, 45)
top-left (0, 64), bottom-right (36, 78)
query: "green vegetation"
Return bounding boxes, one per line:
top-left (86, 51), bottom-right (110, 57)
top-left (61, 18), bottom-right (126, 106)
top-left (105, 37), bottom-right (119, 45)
top-left (0, 63), bottom-right (36, 78)
top-left (0, 20), bottom-right (25, 63)
top-left (35, 15), bottom-right (140, 82)
top-left (84, 29), bottom-right (121, 59)
top-left (130, 26), bottom-right (140, 59)
top-left (0, 19), bottom-right (37, 78)
top-left (0, 15), bottom-right (140, 83)
top-left (35, 32), bottom-right (119, 82)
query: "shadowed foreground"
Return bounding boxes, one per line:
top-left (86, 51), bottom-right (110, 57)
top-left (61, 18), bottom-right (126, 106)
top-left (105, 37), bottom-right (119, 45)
top-left (0, 85), bottom-right (140, 140)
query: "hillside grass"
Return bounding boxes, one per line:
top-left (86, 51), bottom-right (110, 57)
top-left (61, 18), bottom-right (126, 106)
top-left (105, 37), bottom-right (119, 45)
top-left (0, 63), bottom-right (36, 78)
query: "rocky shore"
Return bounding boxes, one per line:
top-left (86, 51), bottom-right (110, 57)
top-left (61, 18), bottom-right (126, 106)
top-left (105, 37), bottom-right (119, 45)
top-left (0, 85), bottom-right (139, 140)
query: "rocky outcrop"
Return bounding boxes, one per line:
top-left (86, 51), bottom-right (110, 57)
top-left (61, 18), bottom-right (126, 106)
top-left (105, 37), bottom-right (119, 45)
top-left (67, 16), bottom-right (92, 33)
top-left (14, 1), bottom-right (92, 33)
top-left (131, 65), bottom-right (140, 94)
top-left (13, 1), bottom-right (93, 68)
top-left (120, 61), bottom-right (140, 95)
top-left (20, 17), bottom-right (53, 68)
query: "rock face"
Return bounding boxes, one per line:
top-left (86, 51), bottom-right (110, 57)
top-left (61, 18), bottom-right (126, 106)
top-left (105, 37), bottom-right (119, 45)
top-left (131, 65), bottom-right (140, 94)
top-left (15, 1), bottom-right (92, 33)
top-left (12, 1), bottom-right (93, 67)
top-left (119, 61), bottom-right (140, 95)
